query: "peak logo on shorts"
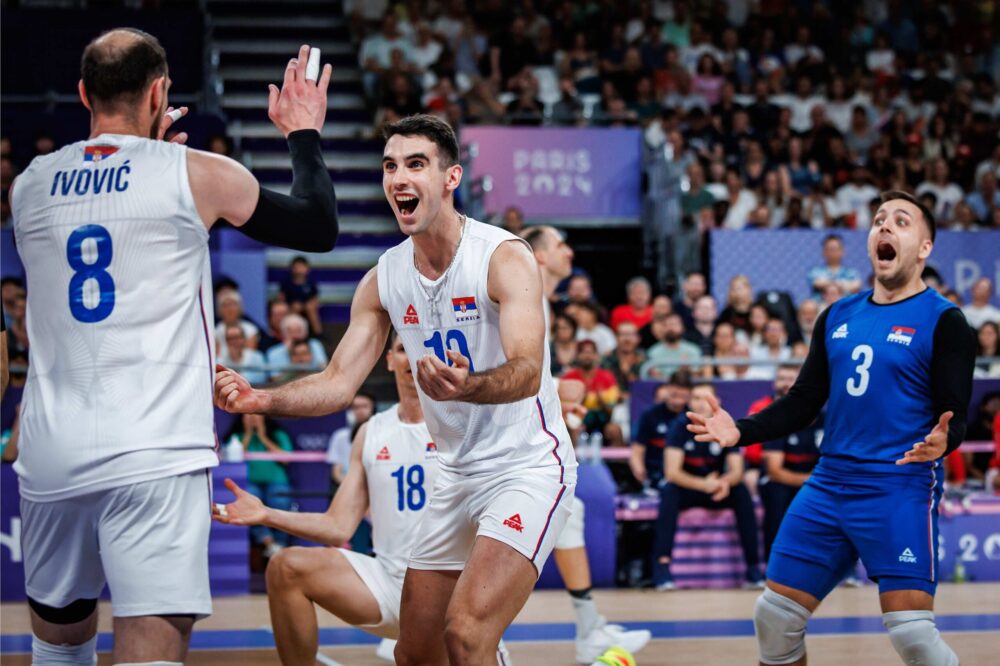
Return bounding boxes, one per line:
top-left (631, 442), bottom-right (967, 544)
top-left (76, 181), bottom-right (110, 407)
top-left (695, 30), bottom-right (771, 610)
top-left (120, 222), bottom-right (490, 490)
top-left (503, 513), bottom-right (524, 533)
top-left (452, 296), bottom-right (480, 322)
top-left (899, 547), bottom-right (917, 563)
top-left (403, 305), bottom-right (420, 326)
top-left (887, 326), bottom-right (915, 346)
top-left (376, 446), bottom-right (391, 461)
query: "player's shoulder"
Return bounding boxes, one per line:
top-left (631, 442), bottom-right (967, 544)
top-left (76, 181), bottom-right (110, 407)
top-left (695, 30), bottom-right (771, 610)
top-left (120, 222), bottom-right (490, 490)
top-left (380, 235), bottom-right (414, 264)
top-left (366, 404), bottom-right (401, 431)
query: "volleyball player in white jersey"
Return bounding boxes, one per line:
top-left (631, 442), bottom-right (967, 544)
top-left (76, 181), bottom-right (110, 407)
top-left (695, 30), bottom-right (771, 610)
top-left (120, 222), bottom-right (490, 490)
top-left (213, 334), bottom-right (511, 664)
top-left (215, 114), bottom-right (577, 664)
top-left (11, 29), bottom-right (339, 665)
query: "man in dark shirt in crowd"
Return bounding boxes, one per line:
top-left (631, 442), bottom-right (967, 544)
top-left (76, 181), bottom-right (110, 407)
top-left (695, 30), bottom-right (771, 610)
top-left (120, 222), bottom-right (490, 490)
top-left (652, 383), bottom-right (762, 591)
top-left (280, 256), bottom-right (321, 336)
top-left (758, 365), bottom-right (822, 560)
top-left (629, 371), bottom-right (691, 488)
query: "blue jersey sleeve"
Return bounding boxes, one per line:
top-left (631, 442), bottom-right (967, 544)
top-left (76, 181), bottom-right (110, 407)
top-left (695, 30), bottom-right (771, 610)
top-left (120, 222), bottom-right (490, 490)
top-left (666, 417), bottom-right (689, 450)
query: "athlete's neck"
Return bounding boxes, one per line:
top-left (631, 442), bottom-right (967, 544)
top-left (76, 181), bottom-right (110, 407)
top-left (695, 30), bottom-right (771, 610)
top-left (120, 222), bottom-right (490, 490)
top-left (412, 208), bottom-right (464, 279)
top-left (396, 386), bottom-right (424, 424)
top-left (872, 277), bottom-right (927, 304)
top-left (89, 115), bottom-right (150, 140)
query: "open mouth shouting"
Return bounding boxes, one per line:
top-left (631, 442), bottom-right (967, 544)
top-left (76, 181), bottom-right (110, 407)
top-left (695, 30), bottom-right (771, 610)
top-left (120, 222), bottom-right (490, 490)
top-left (875, 239), bottom-right (897, 269)
top-left (395, 193), bottom-right (420, 221)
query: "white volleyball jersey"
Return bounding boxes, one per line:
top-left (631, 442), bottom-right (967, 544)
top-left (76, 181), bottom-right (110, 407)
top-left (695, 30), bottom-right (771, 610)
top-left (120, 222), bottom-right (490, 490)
top-left (10, 134), bottom-right (219, 502)
top-left (362, 405), bottom-right (440, 580)
top-left (377, 218), bottom-right (575, 477)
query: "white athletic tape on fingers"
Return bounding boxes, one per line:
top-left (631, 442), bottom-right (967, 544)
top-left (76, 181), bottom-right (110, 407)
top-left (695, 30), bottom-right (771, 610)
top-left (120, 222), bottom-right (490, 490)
top-left (215, 503), bottom-right (228, 518)
top-left (306, 47), bottom-right (321, 81)
top-left (166, 109), bottom-right (183, 122)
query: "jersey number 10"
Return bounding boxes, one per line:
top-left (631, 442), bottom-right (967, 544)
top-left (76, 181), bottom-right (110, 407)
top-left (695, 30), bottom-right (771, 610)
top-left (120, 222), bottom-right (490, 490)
top-left (423, 329), bottom-right (475, 371)
top-left (66, 224), bottom-right (115, 323)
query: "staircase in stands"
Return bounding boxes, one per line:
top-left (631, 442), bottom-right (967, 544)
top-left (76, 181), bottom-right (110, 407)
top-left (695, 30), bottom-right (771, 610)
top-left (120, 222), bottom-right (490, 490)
top-left (206, 0), bottom-right (400, 324)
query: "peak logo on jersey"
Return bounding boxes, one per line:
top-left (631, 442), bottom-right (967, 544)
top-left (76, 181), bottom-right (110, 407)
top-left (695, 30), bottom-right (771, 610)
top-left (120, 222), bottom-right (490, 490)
top-left (376, 446), bottom-right (391, 461)
top-left (84, 145), bottom-right (119, 162)
top-left (403, 305), bottom-right (420, 325)
top-left (887, 326), bottom-right (915, 346)
top-left (452, 296), bottom-right (480, 321)
top-left (832, 323), bottom-right (849, 339)
top-left (425, 442), bottom-right (437, 455)
top-left (899, 547), bottom-right (917, 563)
top-left (503, 513), bottom-right (524, 533)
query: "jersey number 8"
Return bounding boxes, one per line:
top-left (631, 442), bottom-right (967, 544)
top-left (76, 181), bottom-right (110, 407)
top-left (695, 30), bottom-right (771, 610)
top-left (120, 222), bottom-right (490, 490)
top-left (66, 224), bottom-right (115, 323)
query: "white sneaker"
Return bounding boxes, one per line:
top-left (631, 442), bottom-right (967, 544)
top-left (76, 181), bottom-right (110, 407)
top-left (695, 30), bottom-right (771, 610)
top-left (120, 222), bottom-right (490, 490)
top-left (376, 638), bottom-right (397, 662)
top-left (575, 621), bottom-right (651, 663)
top-left (496, 638), bottom-right (512, 665)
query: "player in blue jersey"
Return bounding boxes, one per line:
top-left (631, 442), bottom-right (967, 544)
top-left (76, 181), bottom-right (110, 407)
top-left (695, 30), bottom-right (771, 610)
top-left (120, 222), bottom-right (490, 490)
top-left (688, 190), bottom-right (975, 666)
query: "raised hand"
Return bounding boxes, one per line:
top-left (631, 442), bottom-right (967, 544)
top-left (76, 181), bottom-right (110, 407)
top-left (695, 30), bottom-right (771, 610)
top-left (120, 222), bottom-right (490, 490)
top-left (686, 394), bottom-right (740, 447)
top-left (897, 411), bottom-right (953, 465)
top-left (417, 351), bottom-right (471, 401)
top-left (215, 364), bottom-right (270, 413)
top-left (212, 478), bottom-right (268, 526)
top-left (268, 44), bottom-right (333, 138)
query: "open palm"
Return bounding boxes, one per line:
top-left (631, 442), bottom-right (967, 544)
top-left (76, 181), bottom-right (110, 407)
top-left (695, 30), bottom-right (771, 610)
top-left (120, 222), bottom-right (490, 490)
top-left (686, 394), bottom-right (740, 447)
top-left (212, 478), bottom-right (268, 526)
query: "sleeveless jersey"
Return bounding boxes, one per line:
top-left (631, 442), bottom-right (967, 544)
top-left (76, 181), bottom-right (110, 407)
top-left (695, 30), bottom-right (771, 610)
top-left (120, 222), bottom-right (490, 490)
top-left (377, 218), bottom-right (575, 476)
top-left (10, 134), bottom-right (218, 502)
top-left (362, 405), bottom-right (440, 580)
top-left (822, 288), bottom-right (956, 476)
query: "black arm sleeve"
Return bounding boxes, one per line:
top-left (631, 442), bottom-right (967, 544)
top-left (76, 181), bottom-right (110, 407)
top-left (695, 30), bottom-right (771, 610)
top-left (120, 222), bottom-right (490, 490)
top-left (239, 130), bottom-right (339, 252)
top-left (735, 307), bottom-right (831, 446)
top-left (932, 308), bottom-right (976, 456)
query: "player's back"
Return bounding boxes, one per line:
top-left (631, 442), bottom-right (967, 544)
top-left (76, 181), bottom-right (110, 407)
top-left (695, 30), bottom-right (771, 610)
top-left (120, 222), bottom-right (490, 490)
top-left (11, 134), bottom-right (218, 502)
top-left (362, 405), bottom-right (440, 580)
top-left (821, 288), bottom-right (957, 476)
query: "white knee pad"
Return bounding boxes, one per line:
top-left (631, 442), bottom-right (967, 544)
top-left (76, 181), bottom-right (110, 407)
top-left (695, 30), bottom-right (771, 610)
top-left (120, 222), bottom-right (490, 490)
top-left (31, 634), bottom-right (97, 666)
top-left (883, 611), bottom-right (958, 666)
top-left (555, 496), bottom-right (586, 550)
top-left (753, 588), bottom-right (811, 665)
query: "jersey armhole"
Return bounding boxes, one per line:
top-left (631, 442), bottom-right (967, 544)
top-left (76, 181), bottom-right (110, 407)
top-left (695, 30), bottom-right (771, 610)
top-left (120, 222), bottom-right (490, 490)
top-left (375, 253), bottom-right (391, 315)
top-left (178, 145), bottom-right (209, 241)
top-left (478, 237), bottom-right (532, 312)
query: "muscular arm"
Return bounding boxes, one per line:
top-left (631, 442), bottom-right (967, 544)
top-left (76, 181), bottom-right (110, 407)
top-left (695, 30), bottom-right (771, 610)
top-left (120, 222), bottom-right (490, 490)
top-left (933, 308), bottom-right (976, 456)
top-left (258, 269), bottom-right (391, 417)
top-left (735, 308), bottom-right (831, 446)
top-left (260, 423), bottom-right (371, 545)
top-left (460, 240), bottom-right (546, 403)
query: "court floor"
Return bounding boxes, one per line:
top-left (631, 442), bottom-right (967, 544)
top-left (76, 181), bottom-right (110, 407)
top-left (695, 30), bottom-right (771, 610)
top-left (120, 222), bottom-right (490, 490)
top-left (2, 583), bottom-right (998, 665)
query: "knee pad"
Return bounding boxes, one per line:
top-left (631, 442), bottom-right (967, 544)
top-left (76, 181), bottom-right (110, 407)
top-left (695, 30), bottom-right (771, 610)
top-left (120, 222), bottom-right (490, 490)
top-left (28, 597), bottom-right (98, 625)
top-left (753, 588), bottom-right (811, 665)
top-left (883, 611), bottom-right (958, 666)
top-left (555, 497), bottom-right (585, 550)
top-left (32, 634), bottom-right (97, 666)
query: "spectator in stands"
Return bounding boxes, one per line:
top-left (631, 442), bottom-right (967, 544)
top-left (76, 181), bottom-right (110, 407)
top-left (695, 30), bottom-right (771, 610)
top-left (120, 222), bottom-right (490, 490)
top-left (325, 392), bottom-right (376, 485)
top-left (280, 256), bottom-right (322, 338)
top-left (807, 234), bottom-right (862, 299)
top-left (629, 371), bottom-right (692, 488)
top-left (748, 318), bottom-right (792, 380)
top-left (962, 278), bottom-right (1000, 330)
top-left (652, 383), bottom-right (762, 590)
top-left (409, 22), bottom-right (443, 72)
top-left (702, 321), bottom-right (750, 381)
top-left (506, 74), bottom-right (545, 126)
top-left (207, 134), bottom-right (235, 158)
top-left (571, 302), bottom-right (617, 356)
top-left (490, 15), bottom-right (537, 91)
top-left (793, 298), bottom-right (820, 346)
top-left (259, 299), bottom-right (290, 353)
top-left (562, 340), bottom-right (622, 446)
top-left (681, 162), bottom-right (715, 219)
top-left (551, 312), bottom-right (578, 375)
top-left (844, 105), bottom-right (879, 162)
top-left (673, 271), bottom-right (706, 331)
top-left (215, 291), bottom-right (260, 350)
top-left (684, 295), bottom-right (717, 356)
top-left (641, 313), bottom-right (702, 379)
top-left (265, 314), bottom-right (327, 380)
top-left (610, 277), bottom-right (653, 332)
top-left (228, 414), bottom-right (294, 559)
top-left (780, 195), bottom-right (810, 229)
top-left (721, 167), bottom-right (757, 229)
top-left (640, 295), bottom-right (673, 349)
top-left (565, 273), bottom-right (600, 310)
top-left (500, 206), bottom-right (526, 235)
top-left (965, 392), bottom-right (1000, 483)
top-left (217, 324), bottom-right (268, 386)
top-left (758, 364), bottom-right (822, 559)
top-left (975, 322), bottom-right (1000, 378)
top-left (966, 171), bottom-right (1000, 225)
top-left (359, 13), bottom-right (411, 101)
top-left (1, 277), bottom-right (24, 328)
top-left (562, 32), bottom-right (602, 95)
top-left (917, 158), bottom-right (965, 224)
top-left (602, 321), bottom-right (646, 395)
top-left (718, 274), bottom-right (753, 335)
top-left (551, 77), bottom-right (583, 124)
top-left (745, 303), bottom-right (771, 353)
top-left (835, 165), bottom-right (880, 227)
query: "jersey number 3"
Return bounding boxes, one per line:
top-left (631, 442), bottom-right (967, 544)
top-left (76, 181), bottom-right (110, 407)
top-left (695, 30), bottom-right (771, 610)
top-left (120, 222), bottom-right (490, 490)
top-left (391, 464), bottom-right (426, 511)
top-left (846, 344), bottom-right (873, 397)
top-left (67, 224), bottom-right (115, 323)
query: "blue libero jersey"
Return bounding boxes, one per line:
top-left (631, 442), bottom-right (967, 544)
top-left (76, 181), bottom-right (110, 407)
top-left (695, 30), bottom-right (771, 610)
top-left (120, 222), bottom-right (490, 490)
top-left (822, 288), bottom-right (956, 475)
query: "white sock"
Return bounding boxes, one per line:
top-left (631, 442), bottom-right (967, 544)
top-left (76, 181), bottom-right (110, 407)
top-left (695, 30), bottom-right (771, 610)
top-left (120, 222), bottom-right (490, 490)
top-left (570, 594), bottom-right (602, 638)
top-left (31, 633), bottom-right (97, 665)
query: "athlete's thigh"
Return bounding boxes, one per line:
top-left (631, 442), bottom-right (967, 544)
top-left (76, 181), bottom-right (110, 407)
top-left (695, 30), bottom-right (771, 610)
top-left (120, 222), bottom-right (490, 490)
top-left (98, 470), bottom-right (213, 619)
top-left (397, 567), bottom-right (460, 659)
top-left (329, 548), bottom-right (395, 632)
top-left (20, 493), bottom-right (105, 609)
top-left (767, 480), bottom-right (857, 601)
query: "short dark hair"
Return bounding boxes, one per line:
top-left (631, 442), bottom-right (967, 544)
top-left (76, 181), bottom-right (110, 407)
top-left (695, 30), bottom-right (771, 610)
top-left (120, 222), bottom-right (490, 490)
top-left (354, 391), bottom-right (377, 408)
top-left (81, 29), bottom-right (168, 113)
top-left (822, 233), bottom-right (843, 246)
top-left (666, 369), bottom-right (693, 389)
top-left (880, 190), bottom-right (936, 241)
top-left (383, 114), bottom-right (460, 167)
top-left (290, 256), bottom-right (310, 268)
top-left (521, 226), bottom-right (555, 251)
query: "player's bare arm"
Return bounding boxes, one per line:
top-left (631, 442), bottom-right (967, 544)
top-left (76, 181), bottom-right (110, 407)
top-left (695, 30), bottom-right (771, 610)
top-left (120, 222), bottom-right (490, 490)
top-left (187, 45), bottom-right (338, 251)
top-left (214, 423), bottom-right (371, 545)
top-left (665, 447), bottom-right (718, 494)
top-left (215, 268), bottom-right (392, 416)
top-left (416, 239), bottom-right (545, 403)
